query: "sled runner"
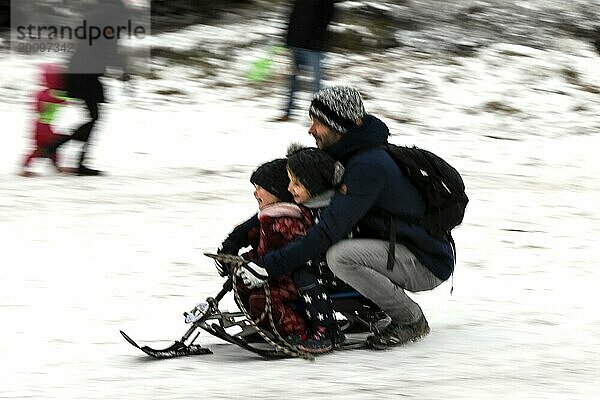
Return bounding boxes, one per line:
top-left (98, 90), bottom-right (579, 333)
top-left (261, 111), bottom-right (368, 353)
top-left (120, 253), bottom-right (387, 360)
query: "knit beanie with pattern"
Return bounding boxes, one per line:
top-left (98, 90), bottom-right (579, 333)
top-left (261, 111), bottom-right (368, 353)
top-left (250, 158), bottom-right (294, 203)
top-left (309, 86), bottom-right (366, 134)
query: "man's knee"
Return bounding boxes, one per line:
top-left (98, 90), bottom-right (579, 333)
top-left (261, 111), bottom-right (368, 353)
top-left (326, 240), bottom-right (358, 275)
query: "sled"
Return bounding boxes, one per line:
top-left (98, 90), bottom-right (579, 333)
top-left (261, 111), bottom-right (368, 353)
top-left (120, 253), bottom-right (388, 359)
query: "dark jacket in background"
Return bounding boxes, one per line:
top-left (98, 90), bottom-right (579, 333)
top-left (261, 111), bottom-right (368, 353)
top-left (67, 0), bottom-right (130, 76)
top-left (286, 0), bottom-right (335, 51)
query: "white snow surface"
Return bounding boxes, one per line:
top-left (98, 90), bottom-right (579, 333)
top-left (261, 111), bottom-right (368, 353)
top-left (1, 26), bottom-right (600, 400)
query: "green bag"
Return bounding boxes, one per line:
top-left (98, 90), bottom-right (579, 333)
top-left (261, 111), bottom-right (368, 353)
top-left (246, 46), bottom-right (287, 82)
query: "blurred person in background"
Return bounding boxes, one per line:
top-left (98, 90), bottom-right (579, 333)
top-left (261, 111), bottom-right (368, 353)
top-left (43, 0), bottom-right (131, 176)
top-left (20, 63), bottom-right (71, 176)
top-left (273, 0), bottom-right (335, 122)
top-left (0, 0), bottom-right (9, 34)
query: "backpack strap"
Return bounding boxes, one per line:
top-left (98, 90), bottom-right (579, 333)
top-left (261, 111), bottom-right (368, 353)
top-left (448, 233), bottom-right (456, 295)
top-left (386, 215), bottom-right (396, 271)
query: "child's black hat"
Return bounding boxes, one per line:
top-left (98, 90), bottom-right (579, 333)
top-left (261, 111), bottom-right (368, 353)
top-left (250, 158), bottom-right (294, 202)
top-left (286, 144), bottom-right (344, 196)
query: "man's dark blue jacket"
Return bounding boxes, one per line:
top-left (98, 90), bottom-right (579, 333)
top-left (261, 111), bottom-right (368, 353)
top-left (263, 115), bottom-right (455, 281)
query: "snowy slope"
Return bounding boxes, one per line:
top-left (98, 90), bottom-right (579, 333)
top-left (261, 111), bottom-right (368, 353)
top-left (1, 21), bottom-right (600, 400)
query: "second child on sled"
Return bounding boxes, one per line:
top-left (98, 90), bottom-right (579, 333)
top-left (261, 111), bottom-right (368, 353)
top-left (218, 154), bottom-right (346, 354)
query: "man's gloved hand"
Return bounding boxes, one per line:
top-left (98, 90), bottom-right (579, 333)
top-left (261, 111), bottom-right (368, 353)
top-left (204, 253), bottom-right (246, 277)
top-left (237, 261), bottom-right (268, 289)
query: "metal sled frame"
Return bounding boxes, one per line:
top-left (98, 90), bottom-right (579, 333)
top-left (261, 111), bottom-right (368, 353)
top-left (120, 256), bottom-right (385, 359)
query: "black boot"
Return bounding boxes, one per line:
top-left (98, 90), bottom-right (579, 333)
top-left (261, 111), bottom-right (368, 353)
top-left (77, 143), bottom-right (103, 176)
top-left (327, 322), bottom-right (346, 348)
top-left (366, 315), bottom-right (430, 350)
top-left (77, 165), bottom-right (102, 176)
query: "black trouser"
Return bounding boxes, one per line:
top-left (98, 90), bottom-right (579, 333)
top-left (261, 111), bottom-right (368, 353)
top-left (71, 95), bottom-right (100, 166)
top-left (50, 74), bottom-right (104, 167)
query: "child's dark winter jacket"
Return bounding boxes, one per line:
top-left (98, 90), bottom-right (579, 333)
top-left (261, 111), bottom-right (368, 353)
top-left (298, 193), bottom-right (353, 292)
top-left (286, 0), bottom-right (335, 52)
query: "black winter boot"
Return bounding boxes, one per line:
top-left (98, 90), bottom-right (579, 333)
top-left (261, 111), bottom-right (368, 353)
top-left (295, 325), bottom-right (333, 354)
top-left (367, 315), bottom-right (430, 350)
top-left (77, 143), bottom-right (102, 176)
top-left (77, 165), bottom-right (102, 176)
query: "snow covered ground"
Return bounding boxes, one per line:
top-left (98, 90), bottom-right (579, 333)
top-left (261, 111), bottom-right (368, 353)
top-left (1, 22), bottom-right (600, 399)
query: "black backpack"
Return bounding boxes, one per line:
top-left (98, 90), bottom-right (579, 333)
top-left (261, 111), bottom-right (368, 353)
top-left (385, 144), bottom-right (469, 239)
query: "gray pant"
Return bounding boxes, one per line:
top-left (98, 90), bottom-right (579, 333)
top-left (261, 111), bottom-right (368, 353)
top-left (326, 239), bottom-right (443, 324)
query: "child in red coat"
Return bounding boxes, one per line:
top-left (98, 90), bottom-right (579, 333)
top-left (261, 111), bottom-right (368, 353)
top-left (227, 158), bottom-right (312, 338)
top-left (21, 64), bottom-right (71, 176)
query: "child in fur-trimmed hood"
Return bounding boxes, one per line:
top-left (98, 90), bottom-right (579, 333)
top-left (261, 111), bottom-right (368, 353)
top-left (220, 149), bottom-right (348, 354)
top-left (221, 158), bottom-right (311, 339)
